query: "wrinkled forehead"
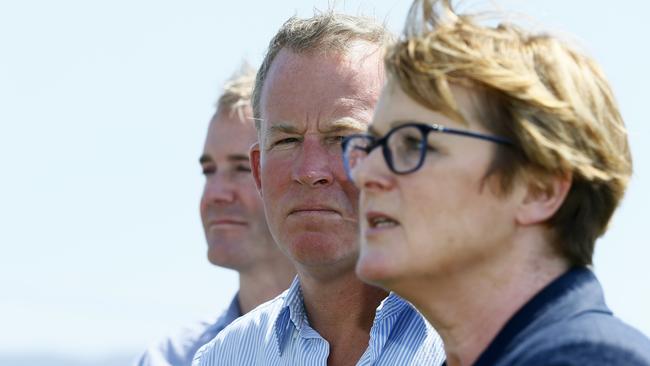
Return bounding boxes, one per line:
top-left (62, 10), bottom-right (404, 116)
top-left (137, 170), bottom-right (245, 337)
top-left (264, 116), bottom-right (370, 139)
top-left (258, 44), bottom-right (385, 133)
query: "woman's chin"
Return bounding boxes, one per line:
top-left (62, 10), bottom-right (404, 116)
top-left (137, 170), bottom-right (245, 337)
top-left (355, 251), bottom-right (400, 289)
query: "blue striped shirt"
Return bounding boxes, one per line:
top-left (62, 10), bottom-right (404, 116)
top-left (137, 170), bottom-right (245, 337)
top-left (192, 277), bottom-right (445, 365)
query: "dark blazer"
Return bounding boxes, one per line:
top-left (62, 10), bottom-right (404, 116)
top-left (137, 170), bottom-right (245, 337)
top-left (474, 267), bottom-right (650, 366)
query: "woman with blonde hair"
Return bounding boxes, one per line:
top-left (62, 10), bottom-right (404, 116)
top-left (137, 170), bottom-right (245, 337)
top-left (343, 1), bottom-right (650, 364)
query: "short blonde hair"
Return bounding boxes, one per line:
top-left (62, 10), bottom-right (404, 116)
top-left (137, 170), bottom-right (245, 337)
top-left (386, 0), bottom-right (632, 266)
top-left (252, 11), bottom-right (393, 127)
top-left (216, 64), bottom-right (256, 120)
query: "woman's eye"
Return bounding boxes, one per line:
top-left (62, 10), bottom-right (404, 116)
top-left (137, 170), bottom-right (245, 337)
top-left (425, 144), bottom-right (438, 152)
top-left (403, 135), bottom-right (437, 153)
top-left (404, 136), bottom-right (424, 151)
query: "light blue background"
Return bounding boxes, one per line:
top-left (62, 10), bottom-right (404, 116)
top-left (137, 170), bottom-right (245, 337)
top-left (1, 1), bottom-right (648, 364)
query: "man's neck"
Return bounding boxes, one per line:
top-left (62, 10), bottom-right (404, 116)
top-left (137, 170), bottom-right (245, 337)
top-left (237, 262), bottom-right (296, 315)
top-left (299, 270), bottom-right (388, 366)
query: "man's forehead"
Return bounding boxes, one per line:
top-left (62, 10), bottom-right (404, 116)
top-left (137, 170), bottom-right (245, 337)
top-left (270, 43), bottom-right (382, 74)
top-left (261, 48), bottom-right (383, 105)
top-left (211, 106), bottom-right (255, 127)
top-left (257, 44), bottom-right (382, 139)
top-left (265, 115), bottom-right (368, 134)
top-left (204, 113), bottom-right (257, 151)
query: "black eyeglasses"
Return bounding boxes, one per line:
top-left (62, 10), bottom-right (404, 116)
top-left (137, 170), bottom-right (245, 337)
top-left (342, 122), bottom-right (513, 182)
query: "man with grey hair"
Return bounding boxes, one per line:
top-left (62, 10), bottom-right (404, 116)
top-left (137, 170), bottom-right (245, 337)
top-left (136, 66), bottom-right (296, 366)
top-left (193, 13), bottom-right (445, 366)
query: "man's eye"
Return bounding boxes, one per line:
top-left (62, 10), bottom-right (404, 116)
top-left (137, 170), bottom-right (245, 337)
top-left (235, 164), bottom-right (252, 173)
top-left (279, 137), bottom-right (299, 144)
top-left (273, 137), bottom-right (300, 147)
top-left (202, 166), bottom-right (216, 176)
top-left (326, 136), bottom-right (346, 145)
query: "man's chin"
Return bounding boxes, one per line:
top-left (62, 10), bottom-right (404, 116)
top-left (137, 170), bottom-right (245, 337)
top-left (206, 241), bottom-right (247, 266)
top-left (207, 224), bottom-right (249, 236)
top-left (282, 236), bottom-right (357, 273)
top-left (207, 229), bottom-right (247, 244)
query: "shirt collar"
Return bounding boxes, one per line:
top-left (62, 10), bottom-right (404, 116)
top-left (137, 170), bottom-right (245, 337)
top-left (374, 292), bottom-right (410, 322)
top-left (273, 276), bottom-right (305, 356)
top-left (272, 279), bottom-right (419, 357)
top-left (224, 294), bottom-right (242, 323)
top-left (473, 267), bottom-right (604, 366)
top-left (368, 292), bottom-right (426, 355)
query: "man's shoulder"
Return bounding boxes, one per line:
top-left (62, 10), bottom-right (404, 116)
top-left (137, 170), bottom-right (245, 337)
top-left (192, 292), bottom-right (288, 365)
top-left (135, 316), bottom-right (222, 366)
top-left (220, 292), bottom-right (285, 338)
top-left (136, 294), bottom-right (243, 366)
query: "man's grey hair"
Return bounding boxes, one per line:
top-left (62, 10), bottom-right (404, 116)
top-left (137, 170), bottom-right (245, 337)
top-left (252, 11), bottom-right (394, 128)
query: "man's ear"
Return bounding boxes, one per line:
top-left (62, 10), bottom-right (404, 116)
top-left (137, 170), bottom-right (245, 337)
top-left (249, 142), bottom-right (263, 194)
top-left (515, 172), bottom-right (572, 226)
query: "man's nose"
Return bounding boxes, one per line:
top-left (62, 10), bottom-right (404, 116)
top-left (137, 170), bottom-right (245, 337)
top-left (292, 137), bottom-right (334, 187)
top-left (203, 173), bottom-right (236, 204)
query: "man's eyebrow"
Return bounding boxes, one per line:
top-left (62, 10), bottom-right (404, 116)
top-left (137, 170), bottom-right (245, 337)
top-left (227, 154), bottom-right (249, 162)
top-left (322, 117), bottom-right (367, 133)
top-left (199, 154), bottom-right (212, 165)
top-left (199, 154), bottom-right (249, 163)
top-left (267, 123), bottom-right (301, 135)
top-left (262, 118), bottom-right (367, 141)
top-left (261, 123), bottom-right (301, 145)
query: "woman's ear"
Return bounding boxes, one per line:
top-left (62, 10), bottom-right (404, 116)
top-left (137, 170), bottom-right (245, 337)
top-left (515, 172), bottom-right (572, 226)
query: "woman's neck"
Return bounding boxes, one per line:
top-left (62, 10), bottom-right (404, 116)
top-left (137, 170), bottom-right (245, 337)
top-left (396, 243), bottom-right (569, 366)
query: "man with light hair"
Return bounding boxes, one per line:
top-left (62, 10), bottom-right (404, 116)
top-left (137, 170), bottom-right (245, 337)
top-left (137, 66), bottom-right (296, 366)
top-left (193, 12), bottom-right (445, 366)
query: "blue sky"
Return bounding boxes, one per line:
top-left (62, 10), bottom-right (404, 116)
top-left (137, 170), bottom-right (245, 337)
top-left (1, 0), bottom-right (648, 363)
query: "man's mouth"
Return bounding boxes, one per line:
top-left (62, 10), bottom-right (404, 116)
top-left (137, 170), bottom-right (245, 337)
top-left (209, 218), bottom-right (247, 226)
top-left (289, 205), bottom-right (340, 216)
